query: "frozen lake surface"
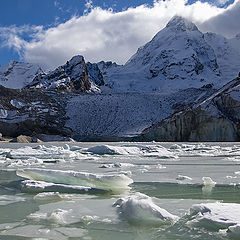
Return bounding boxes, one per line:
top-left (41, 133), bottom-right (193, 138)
top-left (0, 142), bottom-right (240, 240)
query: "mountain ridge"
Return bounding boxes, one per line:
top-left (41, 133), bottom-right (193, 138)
top-left (0, 16), bottom-right (240, 141)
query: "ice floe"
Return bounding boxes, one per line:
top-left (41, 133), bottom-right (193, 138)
top-left (33, 192), bottom-right (70, 202)
top-left (113, 192), bottom-right (178, 225)
top-left (19, 180), bottom-right (105, 194)
top-left (17, 168), bottom-right (133, 193)
top-left (186, 202), bottom-right (240, 234)
top-left (99, 163), bottom-right (135, 169)
top-left (85, 144), bottom-right (177, 159)
top-left (28, 208), bottom-right (71, 225)
top-left (0, 144), bottom-right (97, 167)
top-left (5, 145), bottom-right (81, 160)
top-left (176, 175), bottom-right (192, 181)
top-left (202, 177), bottom-right (216, 195)
top-left (168, 143), bottom-right (240, 158)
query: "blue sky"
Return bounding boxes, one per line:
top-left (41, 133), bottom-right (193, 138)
top-left (0, 0), bottom-right (237, 68)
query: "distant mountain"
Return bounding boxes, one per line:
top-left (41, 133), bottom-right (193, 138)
top-left (26, 55), bottom-right (104, 92)
top-left (101, 16), bottom-right (222, 92)
top-left (0, 61), bottom-right (43, 89)
top-left (204, 32), bottom-right (240, 82)
top-left (102, 16), bottom-right (240, 93)
top-left (1, 16), bottom-right (239, 95)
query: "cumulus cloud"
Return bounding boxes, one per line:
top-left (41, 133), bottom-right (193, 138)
top-left (0, 25), bottom-right (42, 57)
top-left (1, 0), bottom-right (239, 69)
top-left (200, 0), bottom-right (240, 37)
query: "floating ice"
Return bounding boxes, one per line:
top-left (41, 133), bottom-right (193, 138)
top-left (48, 209), bottom-right (70, 224)
top-left (28, 209), bottom-right (71, 225)
top-left (113, 192), bottom-right (178, 225)
top-left (33, 192), bottom-right (70, 202)
top-left (19, 180), bottom-right (106, 194)
top-left (6, 145), bottom-right (77, 160)
top-left (81, 215), bottom-right (111, 224)
top-left (176, 175), bottom-right (192, 181)
top-left (99, 163), bottom-right (135, 169)
top-left (17, 168), bottom-right (133, 193)
top-left (6, 157), bottom-right (44, 167)
top-left (86, 144), bottom-right (177, 159)
top-left (86, 145), bottom-right (142, 155)
top-left (0, 145), bottom-right (96, 167)
top-left (186, 203), bottom-right (240, 233)
top-left (202, 177), bottom-right (216, 195)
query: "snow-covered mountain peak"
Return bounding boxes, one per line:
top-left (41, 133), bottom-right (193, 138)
top-left (166, 16), bottom-right (198, 32)
top-left (26, 55), bottom-right (104, 92)
top-left (0, 61), bottom-right (43, 89)
top-left (102, 17), bottom-right (222, 92)
top-left (68, 55), bottom-right (84, 66)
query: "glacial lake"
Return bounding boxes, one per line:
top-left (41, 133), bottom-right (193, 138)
top-left (0, 142), bottom-right (240, 240)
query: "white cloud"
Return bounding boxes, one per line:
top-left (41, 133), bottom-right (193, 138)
top-left (0, 25), bottom-right (42, 58)
top-left (1, 0), bottom-right (239, 69)
top-left (200, 0), bottom-right (240, 37)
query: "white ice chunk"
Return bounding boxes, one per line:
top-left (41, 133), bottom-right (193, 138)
top-left (85, 144), bottom-right (177, 159)
top-left (28, 209), bottom-right (71, 225)
top-left (17, 168), bottom-right (133, 193)
top-left (6, 145), bottom-right (85, 161)
top-left (33, 192), bottom-right (70, 202)
top-left (113, 192), bottom-right (178, 225)
top-left (86, 145), bottom-right (141, 155)
top-left (176, 175), bottom-right (192, 181)
top-left (186, 203), bottom-right (240, 231)
top-left (99, 163), bottom-right (134, 168)
top-left (20, 180), bottom-right (106, 194)
top-left (202, 177), bottom-right (216, 195)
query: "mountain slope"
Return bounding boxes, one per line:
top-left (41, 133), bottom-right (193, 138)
top-left (140, 76), bottom-right (240, 141)
top-left (27, 55), bottom-right (91, 92)
top-left (102, 16), bottom-right (222, 93)
top-left (0, 61), bottom-right (43, 89)
top-left (204, 32), bottom-right (240, 82)
top-left (27, 55), bottom-right (104, 92)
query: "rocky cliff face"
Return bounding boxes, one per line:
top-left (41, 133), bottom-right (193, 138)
top-left (140, 77), bottom-right (240, 141)
top-left (27, 55), bottom-right (91, 92)
top-left (0, 86), bottom-right (70, 138)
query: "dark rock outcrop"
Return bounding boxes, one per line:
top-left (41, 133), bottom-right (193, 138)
top-left (86, 62), bottom-right (104, 86)
top-left (0, 85), bottom-right (71, 138)
top-left (140, 77), bottom-right (240, 141)
top-left (26, 55), bottom-right (91, 92)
